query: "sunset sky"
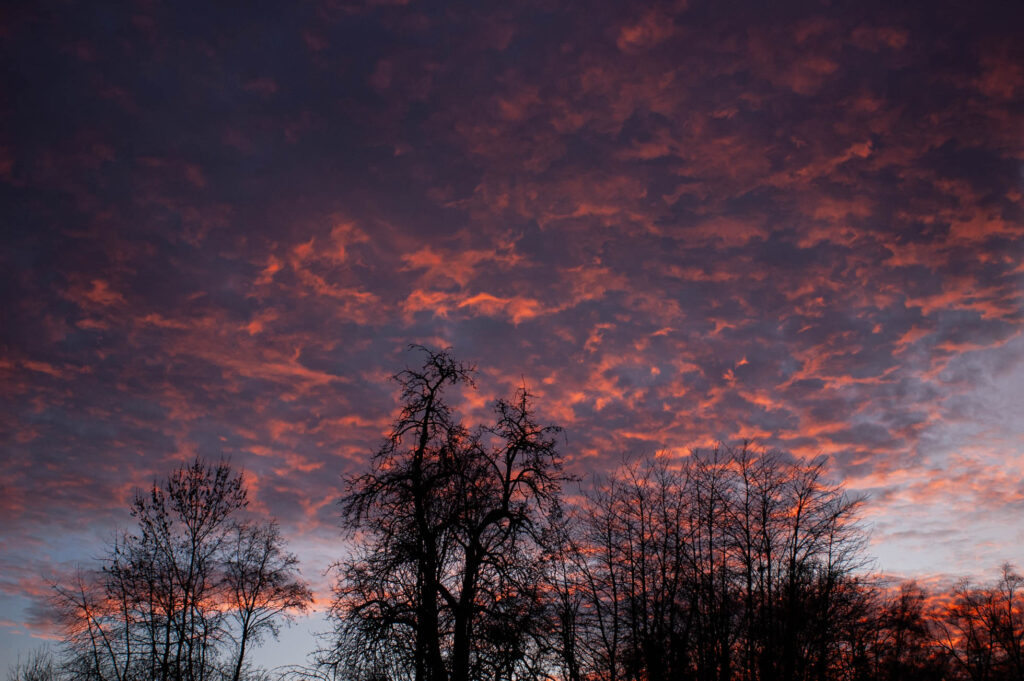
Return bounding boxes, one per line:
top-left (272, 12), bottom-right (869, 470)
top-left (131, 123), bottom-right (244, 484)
top-left (1, 0), bottom-right (1022, 669)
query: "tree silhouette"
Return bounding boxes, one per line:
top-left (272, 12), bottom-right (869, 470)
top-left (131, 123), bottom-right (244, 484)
top-left (559, 446), bottom-right (870, 681)
top-left (28, 355), bottom-right (1024, 681)
top-left (870, 581), bottom-right (947, 680)
top-left (934, 564), bottom-right (1024, 681)
top-left (320, 347), bottom-right (570, 681)
top-left (6, 648), bottom-right (57, 681)
top-left (225, 522), bottom-right (313, 681)
top-left (51, 458), bottom-right (312, 681)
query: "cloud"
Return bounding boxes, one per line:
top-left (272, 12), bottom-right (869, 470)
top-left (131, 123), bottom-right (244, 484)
top-left (1, 0), bottom-right (1022, 657)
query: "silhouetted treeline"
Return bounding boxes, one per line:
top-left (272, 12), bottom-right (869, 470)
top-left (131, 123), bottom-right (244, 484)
top-left (556, 450), bottom-right (868, 681)
top-left (303, 348), bottom-right (1024, 681)
top-left (20, 349), bottom-right (1024, 681)
top-left (554, 457), bottom-right (1021, 681)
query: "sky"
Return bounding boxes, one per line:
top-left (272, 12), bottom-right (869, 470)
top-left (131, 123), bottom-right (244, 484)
top-left (1, 0), bottom-right (1022, 671)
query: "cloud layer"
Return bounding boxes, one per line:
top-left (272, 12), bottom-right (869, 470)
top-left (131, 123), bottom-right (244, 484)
top-left (1, 0), bottom-right (1022, 661)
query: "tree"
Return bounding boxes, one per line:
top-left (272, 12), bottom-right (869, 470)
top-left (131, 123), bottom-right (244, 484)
top-left (934, 564), bottom-right (1024, 681)
top-left (868, 581), bottom-right (947, 681)
top-left (565, 455), bottom-right (694, 681)
top-left (567, 446), bottom-right (870, 681)
top-left (6, 648), bottom-right (57, 681)
top-left (225, 522), bottom-right (314, 681)
top-left (52, 458), bottom-right (312, 681)
top-left (322, 346), bottom-right (570, 681)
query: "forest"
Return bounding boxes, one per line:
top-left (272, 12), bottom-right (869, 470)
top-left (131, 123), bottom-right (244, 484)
top-left (11, 348), bottom-right (1023, 681)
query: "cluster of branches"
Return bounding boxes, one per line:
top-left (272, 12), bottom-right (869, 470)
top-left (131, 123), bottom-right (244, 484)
top-left (38, 459), bottom-right (312, 681)
top-left (309, 348), bottom-right (569, 681)
top-left (926, 565), bottom-right (1024, 681)
top-left (306, 348), bottom-right (1024, 681)
top-left (559, 456), bottom-right (1024, 681)
top-left (557, 449), bottom-right (870, 681)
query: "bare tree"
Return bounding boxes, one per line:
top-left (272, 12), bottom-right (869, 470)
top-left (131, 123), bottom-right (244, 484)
top-left (323, 347), bottom-right (570, 681)
top-left (934, 564), bottom-right (1024, 681)
top-left (869, 581), bottom-right (946, 681)
top-left (569, 446), bottom-right (870, 681)
top-left (990, 565), bottom-right (1024, 680)
top-left (51, 458), bottom-right (312, 681)
top-left (574, 456), bottom-right (693, 681)
top-left (6, 648), bottom-right (57, 681)
top-left (225, 522), bottom-right (314, 681)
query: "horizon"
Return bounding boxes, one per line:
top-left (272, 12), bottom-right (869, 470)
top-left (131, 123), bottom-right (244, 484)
top-left (1, 0), bottom-right (1022, 674)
